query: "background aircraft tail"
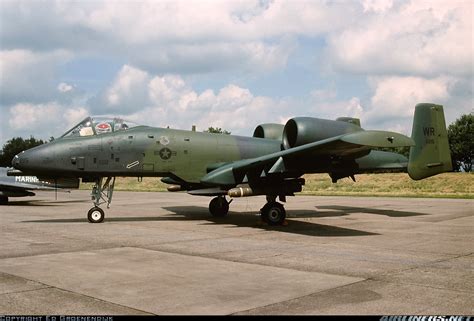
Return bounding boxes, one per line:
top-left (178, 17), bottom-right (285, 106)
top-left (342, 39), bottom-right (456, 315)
top-left (408, 103), bottom-right (452, 180)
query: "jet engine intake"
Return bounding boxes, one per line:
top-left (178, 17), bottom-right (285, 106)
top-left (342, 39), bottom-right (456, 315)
top-left (282, 117), bottom-right (363, 149)
top-left (253, 123), bottom-right (285, 141)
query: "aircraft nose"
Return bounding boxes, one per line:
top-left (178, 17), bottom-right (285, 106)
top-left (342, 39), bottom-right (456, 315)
top-left (11, 150), bottom-right (29, 170)
top-left (11, 153), bottom-right (21, 168)
top-left (11, 144), bottom-right (55, 173)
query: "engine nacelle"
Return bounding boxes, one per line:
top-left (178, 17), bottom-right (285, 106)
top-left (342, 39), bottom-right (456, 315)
top-left (282, 117), bottom-right (363, 149)
top-left (253, 123), bottom-right (285, 140)
top-left (336, 117), bottom-right (361, 127)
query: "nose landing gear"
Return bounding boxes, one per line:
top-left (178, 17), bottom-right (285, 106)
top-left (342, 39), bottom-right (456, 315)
top-left (87, 177), bottom-right (115, 223)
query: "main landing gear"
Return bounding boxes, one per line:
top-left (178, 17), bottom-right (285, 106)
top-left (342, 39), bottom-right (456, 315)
top-left (87, 177), bottom-right (115, 223)
top-left (207, 195), bottom-right (287, 225)
top-left (260, 195), bottom-right (286, 225)
top-left (209, 196), bottom-right (231, 217)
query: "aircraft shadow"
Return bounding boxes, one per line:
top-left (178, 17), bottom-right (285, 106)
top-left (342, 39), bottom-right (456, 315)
top-left (4, 199), bottom-right (89, 206)
top-left (298, 205), bottom-right (428, 218)
top-left (22, 205), bottom-right (378, 237)
top-left (162, 206), bottom-right (378, 237)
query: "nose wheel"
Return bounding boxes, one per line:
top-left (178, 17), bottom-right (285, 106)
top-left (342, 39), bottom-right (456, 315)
top-left (87, 207), bottom-right (105, 223)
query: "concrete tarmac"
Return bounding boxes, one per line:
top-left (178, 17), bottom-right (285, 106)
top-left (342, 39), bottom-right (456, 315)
top-left (0, 190), bottom-right (472, 315)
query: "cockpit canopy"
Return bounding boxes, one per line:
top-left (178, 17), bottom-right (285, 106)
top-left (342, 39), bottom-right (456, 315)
top-left (60, 116), bottom-right (140, 138)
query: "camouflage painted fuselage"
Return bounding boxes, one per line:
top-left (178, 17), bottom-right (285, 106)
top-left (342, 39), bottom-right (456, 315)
top-left (14, 127), bottom-right (283, 183)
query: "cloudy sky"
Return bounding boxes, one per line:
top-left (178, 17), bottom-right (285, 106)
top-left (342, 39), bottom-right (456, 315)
top-left (0, 0), bottom-right (472, 145)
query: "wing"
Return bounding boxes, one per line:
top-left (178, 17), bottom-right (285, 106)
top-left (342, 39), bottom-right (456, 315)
top-left (201, 130), bottom-right (414, 186)
top-left (0, 181), bottom-right (57, 191)
top-left (0, 182), bottom-right (49, 198)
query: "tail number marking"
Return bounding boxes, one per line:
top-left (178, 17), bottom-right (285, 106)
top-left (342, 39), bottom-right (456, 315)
top-left (423, 127), bottom-right (435, 144)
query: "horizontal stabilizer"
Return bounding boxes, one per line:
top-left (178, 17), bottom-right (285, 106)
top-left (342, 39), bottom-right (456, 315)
top-left (341, 130), bottom-right (415, 148)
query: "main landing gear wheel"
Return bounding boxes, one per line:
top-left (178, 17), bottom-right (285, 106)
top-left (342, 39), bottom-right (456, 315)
top-left (87, 207), bottom-right (105, 223)
top-left (209, 196), bottom-right (230, 217)
top-left (261, 201), bottom-right (286, 225)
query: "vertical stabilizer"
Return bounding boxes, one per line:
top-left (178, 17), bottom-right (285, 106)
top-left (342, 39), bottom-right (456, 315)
top-left (408, 103), bottom-right (452, 180)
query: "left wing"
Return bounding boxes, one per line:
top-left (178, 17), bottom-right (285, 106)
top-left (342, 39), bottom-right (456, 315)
top-left (2, 169), bottom-right (80, 191)
top-left (0, 181), bottom-right (58, 191)
top-left (201, 130), bottom-right (414, 186)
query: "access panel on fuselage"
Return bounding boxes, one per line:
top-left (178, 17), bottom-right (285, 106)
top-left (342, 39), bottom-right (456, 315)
top-left (159, 130), bottom-right (219, 182)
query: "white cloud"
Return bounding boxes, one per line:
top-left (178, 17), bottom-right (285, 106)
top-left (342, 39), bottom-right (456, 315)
top-left (9, 102), bottom-right (60, 130)
top-left (102, 65), bottom-right (150, 111)
top-left (367, 76), bottom-right (453, 118)
top-left (348, 75), bottom-right (463, 134)
top-left (311, 87), bottom-right (337, 102)
top-left (1, 1), bottom-right (471, 145)
top-left (63, 107), bottom-right (89, 127)
top-left (0, 49), bottom-right (72, 104)
top-left (95, 66), bottom-right (291, 134)
top-left (57, 82), bottom-right (74, 93)
top-left (320, 0), bottom-right (473, 133)
top-left (8, 102), bottom-right (89, 138)
top-left (310, 86), bottom-right (365, 121)
top-left (346, 97), bottom-right (364, 119)
top-left (309, 75), bottom-right (471, 135)
top-left (362, 0), bottom-right (394, 13)
top-left (148, 74), bottom-right (188, 108)
top-left (327, 1), bottom-right (473, 77)
top-left (67, 1), bottom-right (351, 43)
top-left (310, 97), bottom-right (366, 121)
top-left (0, 1), bottom-right (356, 75)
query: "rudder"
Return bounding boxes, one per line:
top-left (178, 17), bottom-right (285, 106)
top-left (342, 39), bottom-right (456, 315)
top-left (408, 103), bottom-right (452, 180)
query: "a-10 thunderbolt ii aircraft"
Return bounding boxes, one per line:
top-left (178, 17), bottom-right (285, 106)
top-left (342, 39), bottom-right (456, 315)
top-left (9, 103), bottom-right (452, 225)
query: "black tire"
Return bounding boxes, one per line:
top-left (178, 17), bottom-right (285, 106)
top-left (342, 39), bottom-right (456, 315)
top-left (0, 196), bottom-right (8, 205)
top-left (261, 202), bottom-right (286, 225)
top-left (260, 202), bottom-right (272, 222)
top-left (209, 197), bottom-right (229, 217)
top-left (87, 207), bottom-right (105, 223)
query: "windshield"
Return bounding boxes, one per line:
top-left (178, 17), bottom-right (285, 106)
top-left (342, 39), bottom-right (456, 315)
top-left (60, 116), bottom-right (140, 138)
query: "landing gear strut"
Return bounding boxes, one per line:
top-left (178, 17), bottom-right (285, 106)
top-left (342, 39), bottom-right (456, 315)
top-left (260, 195), bottom-right (287, 225)
top-left (209, 196), bottom-right (230, 217)
top-left (87, 177), bottom-right (115, 223)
